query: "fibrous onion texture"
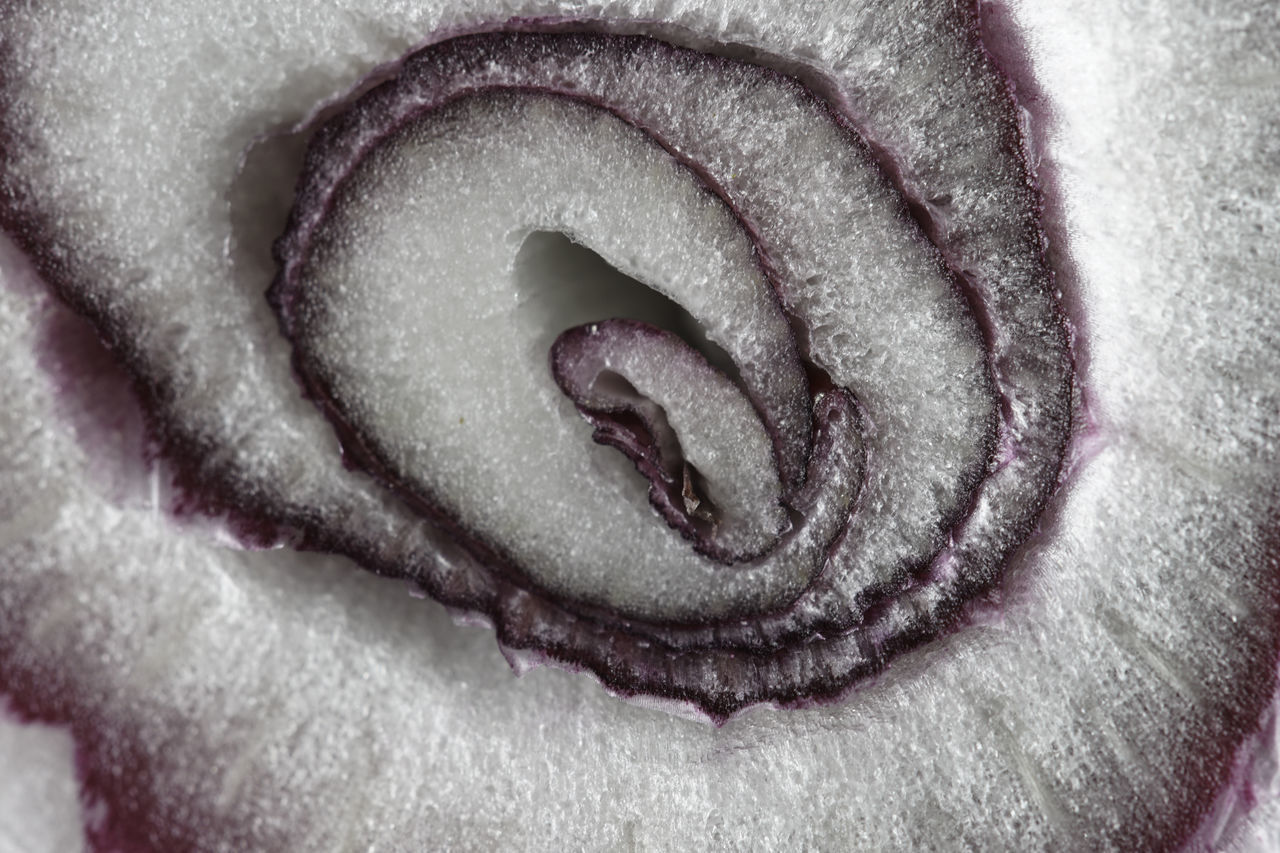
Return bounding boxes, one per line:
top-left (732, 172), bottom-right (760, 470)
top-left (268, 31), bottom-right (1071, 716)
top-left (0, 1), bottom-right (1277, 851)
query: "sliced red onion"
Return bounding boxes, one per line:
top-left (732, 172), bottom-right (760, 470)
top-left (3, 2), bottom-right (1278, 850)
top-left (1, 9), bottom-right (1065, 715)
top-left (275, 85), bottom-right (828, 623)
top-left (270, 31), bottom-right (1061, 690)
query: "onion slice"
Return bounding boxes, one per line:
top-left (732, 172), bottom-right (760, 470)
top-left (268, 31), bottom-right (1072, 712)
top-left (4, 2), bottom-right (1279, 848)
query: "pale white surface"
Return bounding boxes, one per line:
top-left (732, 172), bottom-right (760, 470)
top-left (0, 0), bottom-right (1276, 851)
top-left (0, 712), bottom-right (85, 853)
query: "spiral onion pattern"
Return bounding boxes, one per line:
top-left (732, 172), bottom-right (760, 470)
top-left (270, 31), bottom-right (1073, 719)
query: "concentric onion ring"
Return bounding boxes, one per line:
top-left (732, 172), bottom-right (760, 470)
top-left (269, 31), bottom-right (1073, 718)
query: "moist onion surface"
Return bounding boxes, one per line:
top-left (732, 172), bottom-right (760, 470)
top-left (0, 1), bottom-right (1277, 850)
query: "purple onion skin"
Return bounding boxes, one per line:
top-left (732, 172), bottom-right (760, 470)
top-left (0, 4), bottom-right (1276, 852)
top-left (549, 320), bottom-right (748, 563)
